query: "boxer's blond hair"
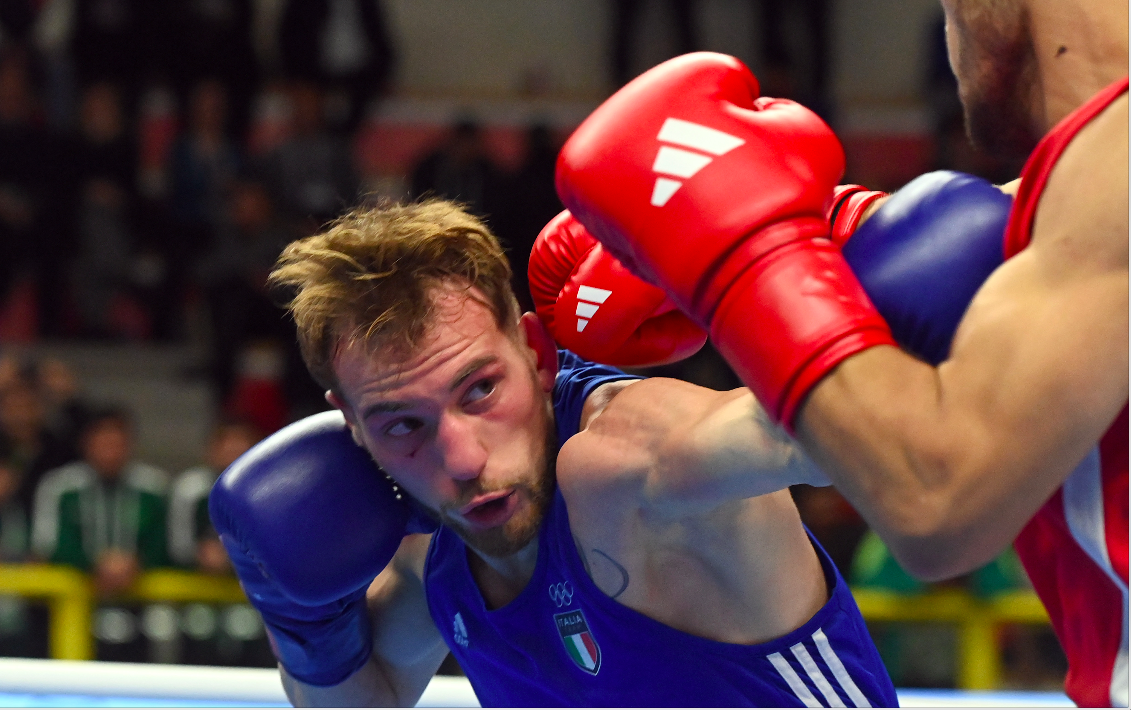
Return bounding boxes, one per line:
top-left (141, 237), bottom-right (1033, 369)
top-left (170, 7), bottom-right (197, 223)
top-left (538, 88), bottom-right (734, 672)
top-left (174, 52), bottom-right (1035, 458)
top-left (270, 199), bottom-right (519, 394)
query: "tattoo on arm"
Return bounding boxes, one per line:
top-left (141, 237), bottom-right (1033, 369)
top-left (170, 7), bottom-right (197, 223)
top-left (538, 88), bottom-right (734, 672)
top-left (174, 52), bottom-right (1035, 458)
top-left (592, 549), bottom-right (630, 599)
top-left (573, 535), bottom-right (593, 578)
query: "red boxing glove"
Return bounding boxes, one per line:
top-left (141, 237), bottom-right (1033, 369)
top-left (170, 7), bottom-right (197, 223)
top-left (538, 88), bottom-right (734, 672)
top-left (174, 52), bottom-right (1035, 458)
top-left (827, 185), bottom-right (888, 246)
top-left (529, 210), bottom-right (706, 367)
top-left (556, 52), bottom-right (895, 426)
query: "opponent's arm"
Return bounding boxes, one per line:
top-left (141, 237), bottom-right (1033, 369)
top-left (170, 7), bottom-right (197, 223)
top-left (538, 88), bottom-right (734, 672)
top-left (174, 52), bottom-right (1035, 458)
top-left (796, 95), bottom-right (1129, 579)
top-left (281, 535), bottom-right (448, 708)
top-left (545, 166), bottom-right (1016, 513)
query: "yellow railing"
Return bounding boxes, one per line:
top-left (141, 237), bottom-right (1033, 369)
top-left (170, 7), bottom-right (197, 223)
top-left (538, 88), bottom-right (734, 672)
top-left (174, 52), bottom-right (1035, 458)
top-left (0, 564), bottom-right (245, 661)
top-left (0, 565), bottom-right (1051, 690)
top-left (853, 586), bottom-right (1051, 690)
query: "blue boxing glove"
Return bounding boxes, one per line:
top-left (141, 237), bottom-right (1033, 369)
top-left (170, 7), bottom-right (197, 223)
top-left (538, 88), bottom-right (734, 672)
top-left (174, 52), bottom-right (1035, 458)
top-left (842, 171), bottom-right (1012, 365)
top-left (209, 411), bottom-right (437, 687)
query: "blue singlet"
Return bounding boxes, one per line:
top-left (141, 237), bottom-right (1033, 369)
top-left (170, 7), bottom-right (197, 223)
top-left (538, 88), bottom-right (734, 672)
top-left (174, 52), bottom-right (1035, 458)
top-left (424, 351), bottom-right (898, 707)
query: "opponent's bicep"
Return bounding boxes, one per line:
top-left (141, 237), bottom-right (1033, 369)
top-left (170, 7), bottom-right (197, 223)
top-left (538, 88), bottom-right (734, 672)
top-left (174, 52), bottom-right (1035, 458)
top-left (940, 93), bottom-right (1128, 480)
top-left (942, 211), bottom-right (1127, 478)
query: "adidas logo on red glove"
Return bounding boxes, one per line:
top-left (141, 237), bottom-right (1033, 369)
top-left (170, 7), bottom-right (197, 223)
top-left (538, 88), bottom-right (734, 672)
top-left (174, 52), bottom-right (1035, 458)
top-left (528, 210), bottom-right (706, 368)
top-left (650, 118), bottom-right (745, 206)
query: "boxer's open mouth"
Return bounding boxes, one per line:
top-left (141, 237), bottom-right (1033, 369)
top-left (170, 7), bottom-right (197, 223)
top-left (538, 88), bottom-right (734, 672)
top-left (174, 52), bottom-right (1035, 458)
top-left (460, 490), bottom-right (517, 529)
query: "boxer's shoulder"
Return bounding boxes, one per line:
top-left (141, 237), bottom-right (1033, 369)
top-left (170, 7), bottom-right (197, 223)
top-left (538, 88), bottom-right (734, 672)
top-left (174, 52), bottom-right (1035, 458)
top-left (1033, 92), bottom-right (1128, 264)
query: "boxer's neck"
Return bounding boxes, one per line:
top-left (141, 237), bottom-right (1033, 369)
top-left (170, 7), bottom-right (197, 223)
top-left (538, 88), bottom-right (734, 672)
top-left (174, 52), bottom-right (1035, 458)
top-left (466, 537), bottom-right (540, 610)
top-left (1028, 0), bottom-right (1128, 130)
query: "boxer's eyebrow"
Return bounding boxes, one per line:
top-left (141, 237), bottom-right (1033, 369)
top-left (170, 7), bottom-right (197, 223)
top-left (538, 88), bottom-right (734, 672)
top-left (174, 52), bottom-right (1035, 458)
top-left (362, 400), bottom-right (409, 417)
top-left (359, 356), bottom-right (499, 419)
top-left (450, 356), bottom-right (498, 392)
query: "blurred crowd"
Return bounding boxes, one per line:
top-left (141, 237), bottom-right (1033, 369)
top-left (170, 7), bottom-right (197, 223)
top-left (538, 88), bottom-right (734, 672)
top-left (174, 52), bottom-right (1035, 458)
top-left (0, 353), bottom-right (272, 665)
top-left (0, 0), bottom-right (576, 432)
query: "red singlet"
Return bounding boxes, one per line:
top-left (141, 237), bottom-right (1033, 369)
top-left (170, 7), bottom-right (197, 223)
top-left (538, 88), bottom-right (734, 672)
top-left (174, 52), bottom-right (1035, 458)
top-left (1005, 76), bottom-right (1129, 708)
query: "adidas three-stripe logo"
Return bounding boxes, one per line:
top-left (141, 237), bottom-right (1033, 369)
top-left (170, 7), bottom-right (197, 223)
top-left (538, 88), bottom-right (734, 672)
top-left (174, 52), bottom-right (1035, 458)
top-left (650, 118), bottom-right (745, 207)
top-left (574, 285), bottom-right (612, 332)
top-left (766, 628), bottom-right (872, 708)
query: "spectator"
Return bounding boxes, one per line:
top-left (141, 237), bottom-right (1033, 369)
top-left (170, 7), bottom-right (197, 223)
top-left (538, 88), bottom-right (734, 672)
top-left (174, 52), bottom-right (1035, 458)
top-left (0, 50), bottom-right (68, 337)
top-left (169, 81), bottom-right (243, 258)
top-left (0, 458), bottom-right (42, 658)
top-left (0, 364), bottom-right (57, 658)
top-left (164, 0), bottom-right (257, 141)
top-left (611, 0), bottom-right (698, 87)
top-left (278, 0), bottom-right (395, 134)
top-left (196, 174), bottom-right (293, 402)
top-left (410, 119), bottom-right (500, 221)
top-left (755, 0), bottom-right (832, 117)
top-left (31, 406), bottom-right (169, 592)
top-left (0, 2), bottom-right (36, 51)
top-left (68, 81), bottom-right (141, 339)
top-left (0, 362), bottom-right (64, 659)
top-left (0, 373), bottom-right (76, 523)
top-left (0, 461), bottom-right (26, 561)
top-left (170, 417), bottom-right (268, 667)
top-left (493, 124), bottom-right (563, 313)
top-left (30, 406), bottom-right (168, 661)
top-left (69, 0), bottom-right (159, 98)
top-left (26, 357), bottom-right (92, 455)
top-left (262, 81), bottom-right (359, 231)
top-left (167, 417), bottom-right (260, 572)
top-left (161, 80), bottom-right (244, 341)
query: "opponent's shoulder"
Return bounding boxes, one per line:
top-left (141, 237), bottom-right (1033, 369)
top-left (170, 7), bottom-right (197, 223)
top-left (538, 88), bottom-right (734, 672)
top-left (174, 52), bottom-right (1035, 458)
top-left (1034, 92), bottom-right (1128, 267)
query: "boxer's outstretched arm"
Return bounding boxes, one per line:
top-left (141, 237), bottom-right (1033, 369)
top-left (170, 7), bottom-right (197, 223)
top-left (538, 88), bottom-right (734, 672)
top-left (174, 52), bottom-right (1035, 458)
top-left (282, 535), bottom-right (449, 707)
top-left (795, 96), bottom-right (1128, 580)
top-left (564, 378), bottom-right (829, 521)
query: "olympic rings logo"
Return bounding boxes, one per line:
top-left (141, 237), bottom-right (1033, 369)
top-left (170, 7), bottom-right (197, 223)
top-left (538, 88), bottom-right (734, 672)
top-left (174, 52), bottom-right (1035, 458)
top-left (548, 581), bottom-right (575, 607)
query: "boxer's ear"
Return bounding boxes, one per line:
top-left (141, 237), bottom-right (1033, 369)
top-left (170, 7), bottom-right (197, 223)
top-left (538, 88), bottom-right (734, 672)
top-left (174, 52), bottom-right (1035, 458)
top-left (519, 312), bottom-right (558, 393)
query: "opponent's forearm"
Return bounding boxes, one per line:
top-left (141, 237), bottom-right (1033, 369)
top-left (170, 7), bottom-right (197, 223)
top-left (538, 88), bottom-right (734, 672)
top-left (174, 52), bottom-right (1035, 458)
top-left (795, 346), bottom-right (1073, 579)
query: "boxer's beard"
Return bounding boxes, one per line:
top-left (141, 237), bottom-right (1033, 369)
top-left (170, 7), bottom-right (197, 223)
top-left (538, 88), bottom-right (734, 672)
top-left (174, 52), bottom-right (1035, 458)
top-left (439, 415), bottom-right (558, 558)
top-left (948, 0), bottom-right (1041, 158)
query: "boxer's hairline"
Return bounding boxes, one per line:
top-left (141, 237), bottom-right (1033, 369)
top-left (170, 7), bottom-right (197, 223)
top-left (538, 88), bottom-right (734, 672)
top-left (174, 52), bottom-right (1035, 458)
top-left (269, 199), bottom-right (521, 396)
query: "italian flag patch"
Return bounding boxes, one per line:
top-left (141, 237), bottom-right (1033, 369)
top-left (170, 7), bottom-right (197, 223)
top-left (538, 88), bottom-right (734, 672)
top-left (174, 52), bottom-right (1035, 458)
top-left (554, 609), bottom-right (601, 674)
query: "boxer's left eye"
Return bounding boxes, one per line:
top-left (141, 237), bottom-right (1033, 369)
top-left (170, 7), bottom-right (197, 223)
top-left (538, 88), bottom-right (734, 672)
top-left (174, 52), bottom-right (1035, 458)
top-left (463, 379), bottom-right (496, 405)
top-left (385, 418), bottom-right (423, 438)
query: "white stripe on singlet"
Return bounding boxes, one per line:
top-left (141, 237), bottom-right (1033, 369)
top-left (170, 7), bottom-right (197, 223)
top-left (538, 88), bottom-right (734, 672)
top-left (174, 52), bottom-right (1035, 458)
top-left (812, 629), bottom-right (872, 708)
top-left (1062, 448), bottom-right (1129, 707)
top-left (791, 642), bottom-right (845, 707)
top-left (768, 651), bottom-right (822, 708)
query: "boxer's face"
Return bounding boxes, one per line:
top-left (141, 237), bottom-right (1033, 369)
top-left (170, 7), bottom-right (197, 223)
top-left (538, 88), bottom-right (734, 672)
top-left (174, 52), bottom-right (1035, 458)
top-left (941, 0), bottom-right (1040, 157)
top-left (330, 287), bottom-right (558, 559)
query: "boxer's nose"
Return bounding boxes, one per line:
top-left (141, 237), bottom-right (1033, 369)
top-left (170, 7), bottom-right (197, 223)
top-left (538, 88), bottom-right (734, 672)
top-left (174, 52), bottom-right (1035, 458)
top-left (435, 410), bottom-right (487, 482)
